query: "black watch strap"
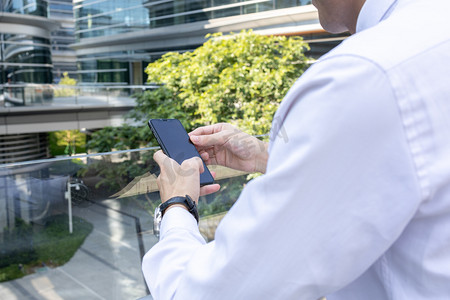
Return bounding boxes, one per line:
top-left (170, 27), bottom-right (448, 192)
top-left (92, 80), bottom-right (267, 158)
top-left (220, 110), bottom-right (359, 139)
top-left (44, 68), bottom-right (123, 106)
top-left (159, 195), bottom-right (199, 223)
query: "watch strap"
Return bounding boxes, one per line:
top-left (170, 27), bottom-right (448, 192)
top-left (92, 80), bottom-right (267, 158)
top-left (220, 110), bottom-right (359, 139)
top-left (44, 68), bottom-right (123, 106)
top-left (159, 195), bottom-right (199, 223)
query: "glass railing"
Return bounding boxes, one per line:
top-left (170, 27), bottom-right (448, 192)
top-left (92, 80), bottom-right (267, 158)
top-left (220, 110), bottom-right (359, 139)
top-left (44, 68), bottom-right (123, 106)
top-left (0, 84), bottom-right (158, 107)
top-left (0, 147), bottom-right (251, 299)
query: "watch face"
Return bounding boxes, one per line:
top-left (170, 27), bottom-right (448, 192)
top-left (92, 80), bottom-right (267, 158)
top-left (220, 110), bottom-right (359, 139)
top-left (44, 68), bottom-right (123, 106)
top-left (153, 204), bottom-right (162, 238)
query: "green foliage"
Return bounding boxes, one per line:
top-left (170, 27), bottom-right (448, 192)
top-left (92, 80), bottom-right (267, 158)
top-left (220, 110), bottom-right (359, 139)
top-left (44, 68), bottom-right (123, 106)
top-left (77, 150), bottom-right (155, 194)
top-left (86, 127), bottom-right (121, 153)
top-left (87, 124), bottom-right (151, 153)
top-left (34, 214), bottom-right (93, 265)
top-left (0, 264), bottom-right (25, 282)
top-left (0, 215), bottom-right (92, 282)
top-left (0, 219), bottom-right (37, 269)
top-left (49, 130), bottom-right (86, 156)
top-left (141, 30), bottom-right (309, 135)
top-left (81, 31), bottom-right (309, 218)
top-left (54, 72), bottom-right (77, 97)
top-left (198, 175), bottom-right (249, 216)
top-left (87, 30), bottom-right (309, 153)
top-left (59, 72), bottom-right (77, 86)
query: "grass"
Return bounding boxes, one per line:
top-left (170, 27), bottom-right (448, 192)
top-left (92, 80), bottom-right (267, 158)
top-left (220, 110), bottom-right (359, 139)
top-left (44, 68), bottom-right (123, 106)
top-left (0, 214), bottom-right (93, 282)
top-left (0, 264), bottom-right (24, 282)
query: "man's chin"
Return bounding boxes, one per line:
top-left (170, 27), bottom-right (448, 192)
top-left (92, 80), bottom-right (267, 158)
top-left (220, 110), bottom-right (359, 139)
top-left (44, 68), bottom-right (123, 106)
top-left (319, 20), bottom-right (349, 34)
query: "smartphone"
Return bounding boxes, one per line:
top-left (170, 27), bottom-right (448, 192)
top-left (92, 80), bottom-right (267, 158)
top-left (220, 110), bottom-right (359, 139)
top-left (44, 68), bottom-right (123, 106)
top-left (148, 118), bottom-right (214, 186)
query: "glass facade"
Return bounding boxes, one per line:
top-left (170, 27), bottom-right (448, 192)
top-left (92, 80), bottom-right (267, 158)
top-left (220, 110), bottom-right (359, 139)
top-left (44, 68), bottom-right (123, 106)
top-left (0, 34), bottom-right (53, 84)
top-left (78, 56), bottom-right (131, 84)
top-left (48, 0), bottom-right (73, 19)
top-left (74, 0), bottom-right (150, 40)
top-left (48, 0), bottom-right (77, 82)
top-left (2, 0), bottom-right (48, 17)
top-left (76, 46), bottom-right (196, 84)
top-left (72, 0), bottom-right (347, 86)
top-left (73, 0), bottom-right (320, 85)
top-left (74, 0), bottom-right (312, 41)
top-left (0, 0), bottom-right (54, 85)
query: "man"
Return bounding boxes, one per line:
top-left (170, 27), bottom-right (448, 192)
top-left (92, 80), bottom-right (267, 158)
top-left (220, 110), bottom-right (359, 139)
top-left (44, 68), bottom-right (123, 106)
top-left (142, 0), bottom-right (450, 298)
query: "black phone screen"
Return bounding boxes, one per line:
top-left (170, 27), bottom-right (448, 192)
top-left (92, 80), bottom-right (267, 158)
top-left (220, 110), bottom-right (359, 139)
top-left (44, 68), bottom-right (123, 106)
top-left (148, 119), bottom-right (214, 186)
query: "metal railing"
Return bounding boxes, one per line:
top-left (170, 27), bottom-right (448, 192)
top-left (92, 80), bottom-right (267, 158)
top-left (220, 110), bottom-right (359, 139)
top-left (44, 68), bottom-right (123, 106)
top-left (0, 84), bottom-right (159, 107)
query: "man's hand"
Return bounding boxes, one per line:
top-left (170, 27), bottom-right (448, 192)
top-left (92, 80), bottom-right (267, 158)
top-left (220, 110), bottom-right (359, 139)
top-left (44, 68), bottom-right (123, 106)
top-left (189, 123), bottom-right (269, 174)
top-left (153, 150), bottom-right (220, 203)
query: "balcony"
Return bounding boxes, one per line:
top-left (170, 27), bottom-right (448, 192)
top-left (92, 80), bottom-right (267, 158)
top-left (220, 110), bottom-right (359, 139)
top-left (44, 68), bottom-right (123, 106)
top-left (0, 84), bottom-right (157, 135)
top-left (0, 147), bottom-right (250, 299)
top-left (0, 84), bottom-right (158, 107)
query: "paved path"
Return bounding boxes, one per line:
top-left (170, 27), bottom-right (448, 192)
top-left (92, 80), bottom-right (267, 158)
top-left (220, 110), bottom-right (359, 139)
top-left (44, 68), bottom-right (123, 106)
top-left (0, 198), bottom-right (157, 300)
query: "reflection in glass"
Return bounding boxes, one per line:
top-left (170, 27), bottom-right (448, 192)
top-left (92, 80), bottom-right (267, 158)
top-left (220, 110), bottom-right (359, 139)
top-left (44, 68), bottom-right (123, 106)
top-left (0, 148), bottom-right (251, 298)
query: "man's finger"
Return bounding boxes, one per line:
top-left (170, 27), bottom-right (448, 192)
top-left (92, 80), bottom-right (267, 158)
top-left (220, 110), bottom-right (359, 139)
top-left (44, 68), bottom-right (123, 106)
top-left (153, 150), bottom-right (165, 165)
top-left (190, 130), bottom-right (232, 148)
top-left (199, 150), bottom-right (209, 162)
top-left (200, 184), bottom-right (221, 197)
top-left (153, 150), bottom-right (177, 171)
top-left (153, 150), bottom-right (167, 166)
top-left (189, 124), bottom-right (223, 136)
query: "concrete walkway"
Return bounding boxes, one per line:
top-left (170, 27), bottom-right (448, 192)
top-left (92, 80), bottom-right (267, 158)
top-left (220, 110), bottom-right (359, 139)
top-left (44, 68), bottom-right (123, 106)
top-left (0, 198), bottom-right (157, 300)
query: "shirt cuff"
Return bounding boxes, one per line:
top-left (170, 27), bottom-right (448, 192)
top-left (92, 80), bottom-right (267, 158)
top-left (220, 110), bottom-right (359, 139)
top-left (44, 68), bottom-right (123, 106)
top-left (160, 206), bottom-right (199, 238)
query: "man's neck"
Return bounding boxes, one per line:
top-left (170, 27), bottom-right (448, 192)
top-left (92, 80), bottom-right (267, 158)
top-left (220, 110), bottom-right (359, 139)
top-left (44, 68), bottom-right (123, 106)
top-left (347, 0), bottom-right (367, 34)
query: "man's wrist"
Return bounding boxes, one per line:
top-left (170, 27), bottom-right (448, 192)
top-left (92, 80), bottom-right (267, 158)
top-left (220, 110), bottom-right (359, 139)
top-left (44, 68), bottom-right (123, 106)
top-left (164, 203), bottom-right (188, 213)
top-left (160, 195), bottom-right (199, 223)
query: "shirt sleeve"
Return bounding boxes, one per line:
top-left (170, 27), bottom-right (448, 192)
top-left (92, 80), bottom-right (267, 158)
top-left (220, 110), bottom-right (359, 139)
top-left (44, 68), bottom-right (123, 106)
top-left (142, 207), bottom-right (206, 299)
top-left (142, 55), bottom-right (423, 300)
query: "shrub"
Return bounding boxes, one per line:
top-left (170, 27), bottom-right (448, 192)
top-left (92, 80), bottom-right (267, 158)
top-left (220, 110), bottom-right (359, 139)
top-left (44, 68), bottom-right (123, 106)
top-left (87, 30), bottom-right (309, 152)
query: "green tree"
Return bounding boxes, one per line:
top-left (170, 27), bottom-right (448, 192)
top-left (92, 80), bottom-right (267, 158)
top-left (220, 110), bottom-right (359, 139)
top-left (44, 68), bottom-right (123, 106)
top-left (54, 72), bottom-right (77, 97)
top-left (49, 130), bottom-right (86, 156)
top-left (87, 30), bottom-right (309, 151)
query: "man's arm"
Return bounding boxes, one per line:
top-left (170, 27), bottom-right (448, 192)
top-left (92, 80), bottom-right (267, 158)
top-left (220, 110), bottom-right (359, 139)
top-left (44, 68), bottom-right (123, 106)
top-left (142, 55), bottom-right (422, 299)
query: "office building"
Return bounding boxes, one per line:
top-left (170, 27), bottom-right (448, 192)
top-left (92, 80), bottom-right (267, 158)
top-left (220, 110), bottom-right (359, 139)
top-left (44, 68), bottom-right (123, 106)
top-left (0, 0), bottom-right (58, 85)
top-left (72, 0), bottom-right (347, 85)
top-left (0, 1), bottom-right (130, 164)
top-left (1, 0), bottom-right (348, 163)
top-left (48, 0), bottom-right (77, 82)
top-left (0, 0), bottom-right (59, 163)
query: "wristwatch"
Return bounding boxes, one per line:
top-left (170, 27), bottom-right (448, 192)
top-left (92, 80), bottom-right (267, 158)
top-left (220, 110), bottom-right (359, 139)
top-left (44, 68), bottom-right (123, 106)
top-left (153, 195), bottom-right (199, 238)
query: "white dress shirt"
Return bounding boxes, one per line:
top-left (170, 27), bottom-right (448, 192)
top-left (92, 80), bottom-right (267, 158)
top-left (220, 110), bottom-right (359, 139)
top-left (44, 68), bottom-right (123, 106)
top-left (142, 0), bottom-right (450, 299)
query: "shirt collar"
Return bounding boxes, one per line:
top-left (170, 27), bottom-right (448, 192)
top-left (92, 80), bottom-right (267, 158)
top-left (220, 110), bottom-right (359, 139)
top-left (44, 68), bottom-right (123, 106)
top-left (356, 0), bottom-right (398, 32)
